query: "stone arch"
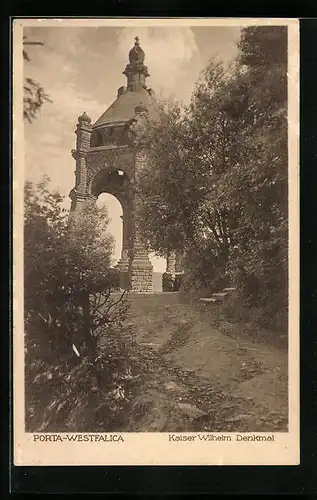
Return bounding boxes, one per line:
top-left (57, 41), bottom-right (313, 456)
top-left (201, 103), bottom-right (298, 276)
top-left (85, 149), bottom-right (136, 194)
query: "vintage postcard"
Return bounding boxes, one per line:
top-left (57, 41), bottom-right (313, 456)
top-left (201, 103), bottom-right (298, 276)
top-left (13, 17), bottom-right (299, 466)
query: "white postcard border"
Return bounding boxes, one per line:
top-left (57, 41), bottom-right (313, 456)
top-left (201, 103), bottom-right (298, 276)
top-left (13, 17), bottom-right (300, 466)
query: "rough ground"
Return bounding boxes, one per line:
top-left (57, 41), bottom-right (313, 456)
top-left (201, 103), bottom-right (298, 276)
top-left (124, 292), bottom-right (288, 433)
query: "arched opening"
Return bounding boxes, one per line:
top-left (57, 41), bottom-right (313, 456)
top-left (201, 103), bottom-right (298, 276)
top-left (91, 168), bottom-right (134, 290)
top-left (149, 253), bottom-right (166, 292)
top-left (96, 193), bottom-right (123, 267)
top-left (149, 254), bottom-right (166, 273)
top-left (91, 168), bottom-right (129, 197)
top-left (90, 167), bottom-right (158, 292)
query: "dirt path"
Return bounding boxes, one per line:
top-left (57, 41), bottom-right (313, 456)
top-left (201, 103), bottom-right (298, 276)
top-left (125, 292), bottom-right (288, 433)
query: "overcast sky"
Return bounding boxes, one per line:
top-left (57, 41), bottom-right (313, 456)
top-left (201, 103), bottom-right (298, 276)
top-left (24, 25), bottom-right (241, 271)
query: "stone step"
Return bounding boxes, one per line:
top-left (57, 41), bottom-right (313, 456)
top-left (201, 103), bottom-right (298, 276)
top-left (199, 286), bottom-right (236, 307)
top-left (199, 298), bottom-right (218, 304)
top-left (212, 292), bottom-right (229, 299)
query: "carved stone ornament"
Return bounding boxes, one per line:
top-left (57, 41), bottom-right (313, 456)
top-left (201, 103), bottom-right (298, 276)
top-left (129, 36), bottom-right (145, 64)
top-left (124, 37), bottom-right (150, 78)
top-left (78, 111), bottom-right (92, 124)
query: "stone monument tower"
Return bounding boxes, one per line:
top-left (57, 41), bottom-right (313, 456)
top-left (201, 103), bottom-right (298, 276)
top-left (69, 37), bottom-right (155, 292)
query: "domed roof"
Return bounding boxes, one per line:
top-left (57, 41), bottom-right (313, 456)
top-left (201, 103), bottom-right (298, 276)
top-left (93, 37), bottom-right (156, 129)
top-left (93, 87), bottom-right (155, 129)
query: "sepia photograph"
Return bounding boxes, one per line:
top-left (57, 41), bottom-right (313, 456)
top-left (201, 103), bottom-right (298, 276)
top-left (13, 18), bottom-right (299, 466)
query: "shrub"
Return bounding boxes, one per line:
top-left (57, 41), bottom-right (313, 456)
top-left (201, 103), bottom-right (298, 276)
top-left (24, 178), bottom-right (135, 431)
top-left (162, 273), bottom-right (175, 292)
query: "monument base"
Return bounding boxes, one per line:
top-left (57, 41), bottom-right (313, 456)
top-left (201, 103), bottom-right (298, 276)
top-left (130, 258), bottom-right (153, 292)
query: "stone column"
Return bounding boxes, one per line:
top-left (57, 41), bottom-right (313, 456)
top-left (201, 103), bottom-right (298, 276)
top-left (130, 219), bottom-right (153, 292)
top-left (175, 251), bottom-right (184, 273)
top-left (129, 150), bottom-right (153, 292)
top-left (174, 250), bottom-right (184, 291)
top-left (116, 213), bottom-right (132, 290)
top-left (166, 251), bottom-right (176, 274)
top-left (69, 112), bottom-right (92, 213)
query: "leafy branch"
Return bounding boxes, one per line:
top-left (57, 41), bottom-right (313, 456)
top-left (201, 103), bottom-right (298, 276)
top-left (23, 36), bottom-right (52, 123)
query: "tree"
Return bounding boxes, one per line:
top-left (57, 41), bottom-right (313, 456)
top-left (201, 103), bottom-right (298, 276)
top-left (136, 62), bottom-right (242, 290)
top-left (24, 176), bottom-right (122, 358)
top-left (135, 99), bottom-right (197, 255)
top-left (136, 26), bottom-right (288, 328)
top-left (23, 36), bottom-right (52, 123)
top-left (24, 177), bottom-right (133, 432)
top-left (224, 26), bottom-right (288, 313)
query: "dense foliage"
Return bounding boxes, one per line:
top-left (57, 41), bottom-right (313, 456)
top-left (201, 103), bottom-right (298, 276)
top-left (136, 26), bottom-right (288, 331)
top-left (24, 177), bottom-right (139, 431)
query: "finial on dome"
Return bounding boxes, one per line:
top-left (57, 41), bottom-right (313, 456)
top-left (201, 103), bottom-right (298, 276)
top-left (78, 111), bottom-right (91, 124)
top-left (128, 36), bottom-right (145, 64)
top-left (124, 36), bottom-right (149, 91)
